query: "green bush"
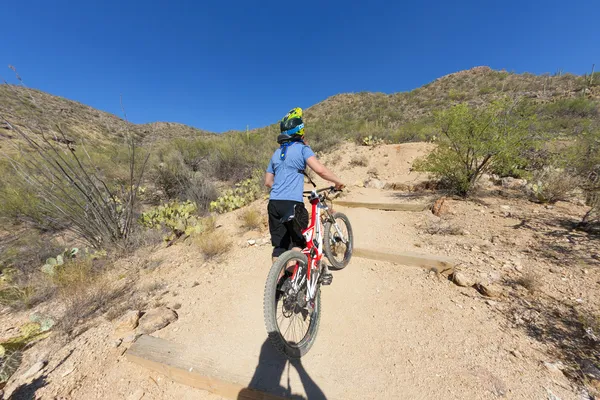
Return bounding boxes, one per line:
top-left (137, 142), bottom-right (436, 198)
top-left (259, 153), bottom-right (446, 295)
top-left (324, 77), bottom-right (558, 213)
top-left (414, 98), bottom-right (537, 196)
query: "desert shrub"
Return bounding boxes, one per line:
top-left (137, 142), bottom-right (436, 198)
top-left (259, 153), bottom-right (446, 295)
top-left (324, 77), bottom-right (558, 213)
top-left (349, 155), bottom-right (368, 167)
top-left (308, 131), bottom-right (343, 155)
top-left (239, 208), bottom-right (262, 231)
top-left (448, 89), bottom-right (468, 101)
top-left (210, 173), bottom-right (263, 213)
top-left (478, 86), bottom-right (495, 95)
top-left (566, 126), bottom-right (600, 224)
top-left (150, 154), bottom-right (191, 200)
top-left (414, 98), bottom-right (537, 196)
top-left (527, 167), bottom-right (580, 204)
top-left (545, 98), bottom-right (598, 119)
top-left (184, 174), bottom-right (219, 212)
top-left (0, 124), bottom-right (148, 248)
top-left (196, 230), bottom-right (231, 259)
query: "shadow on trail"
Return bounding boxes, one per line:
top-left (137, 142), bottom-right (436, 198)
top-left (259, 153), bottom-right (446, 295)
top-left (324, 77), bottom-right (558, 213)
top-left (237, 337), bottom-right (327, 400)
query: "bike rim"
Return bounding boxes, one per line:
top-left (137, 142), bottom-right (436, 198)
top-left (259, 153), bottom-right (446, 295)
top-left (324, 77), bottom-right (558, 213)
top-left (328, 218), bottom-right (351, 263)
top-left (274, 259), bottom-right (317, 347)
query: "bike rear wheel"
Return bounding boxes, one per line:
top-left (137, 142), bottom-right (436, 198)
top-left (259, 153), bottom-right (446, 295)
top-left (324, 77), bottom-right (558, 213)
top-left (324, 212), bottom-right (353, 270)
top-left (264, 250), bottom-right (321, 359)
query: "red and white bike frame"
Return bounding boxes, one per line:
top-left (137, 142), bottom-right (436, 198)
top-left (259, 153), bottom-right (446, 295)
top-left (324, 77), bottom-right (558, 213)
top-left (289, 191), bottom-right (327, 303)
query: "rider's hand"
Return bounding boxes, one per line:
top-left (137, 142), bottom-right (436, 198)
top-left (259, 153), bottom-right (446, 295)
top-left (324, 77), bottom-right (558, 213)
top-left (334, 182), bottom-right (345, 191)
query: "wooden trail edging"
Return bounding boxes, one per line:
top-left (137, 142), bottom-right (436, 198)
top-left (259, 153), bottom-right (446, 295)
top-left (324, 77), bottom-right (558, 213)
top-left (126, 335), bottom-right (287, 400)
top-left (354, 248), bottom-right (455, 275)
top-left (334, 200), bottom-right (430, 212)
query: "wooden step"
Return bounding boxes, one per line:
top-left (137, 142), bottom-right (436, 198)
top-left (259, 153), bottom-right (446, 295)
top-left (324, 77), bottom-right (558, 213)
top-left (333, 200), bottom-right (430, 212)
top-left (126, 335), bottom-right (287, 400)
top-left (354, 248), bottom-right (455, 275)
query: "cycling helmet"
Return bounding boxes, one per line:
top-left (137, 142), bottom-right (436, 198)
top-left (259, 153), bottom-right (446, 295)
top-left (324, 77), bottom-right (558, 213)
top-left (278, 107), bottom-right (305, 144)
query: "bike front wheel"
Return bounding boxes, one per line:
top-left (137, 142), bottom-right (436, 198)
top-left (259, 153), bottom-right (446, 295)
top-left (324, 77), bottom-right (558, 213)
top-left (263, 250), bottom-right (321, 358)
top-left (324, 212), bottom-right (353, 270)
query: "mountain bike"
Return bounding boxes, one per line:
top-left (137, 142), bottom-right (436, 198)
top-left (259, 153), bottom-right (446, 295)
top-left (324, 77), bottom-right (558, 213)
top-left (263, 181), bottom-right (353, 358)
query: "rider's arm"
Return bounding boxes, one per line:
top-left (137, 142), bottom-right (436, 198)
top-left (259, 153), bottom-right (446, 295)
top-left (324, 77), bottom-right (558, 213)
top-left (265, 172), bottom-right (274, 189)
top-left (306, 156), bottom-right (344, 189)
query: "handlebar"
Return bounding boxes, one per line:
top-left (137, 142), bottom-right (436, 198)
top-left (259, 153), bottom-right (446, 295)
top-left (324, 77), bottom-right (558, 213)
top-left (303, 186), bottom-right (340, 196)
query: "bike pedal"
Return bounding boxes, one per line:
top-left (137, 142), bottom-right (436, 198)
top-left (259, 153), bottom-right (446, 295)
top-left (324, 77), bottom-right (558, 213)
top-left (320, 273), bottom-right (333, 286)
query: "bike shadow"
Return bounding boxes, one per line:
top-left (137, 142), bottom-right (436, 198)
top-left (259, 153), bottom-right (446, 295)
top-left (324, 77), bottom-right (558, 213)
top-left (237, 336), bottom-right (327, 400)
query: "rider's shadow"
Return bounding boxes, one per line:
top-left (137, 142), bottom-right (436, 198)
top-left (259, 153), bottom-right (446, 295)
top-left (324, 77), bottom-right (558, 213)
top-left (237, 337), bottom-right (327, 400)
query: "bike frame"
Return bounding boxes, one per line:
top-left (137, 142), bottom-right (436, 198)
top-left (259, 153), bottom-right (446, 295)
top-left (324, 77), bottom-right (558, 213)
top-left (289, 190), bottom-right (327, 303)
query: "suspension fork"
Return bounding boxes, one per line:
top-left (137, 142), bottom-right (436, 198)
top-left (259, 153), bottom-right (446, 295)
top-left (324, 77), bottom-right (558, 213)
top-left (324, 208), bottom-right (347, 244)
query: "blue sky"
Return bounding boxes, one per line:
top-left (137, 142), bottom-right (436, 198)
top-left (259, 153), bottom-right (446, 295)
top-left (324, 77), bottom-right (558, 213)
top-left (2, 0), bottom-right (598, 132)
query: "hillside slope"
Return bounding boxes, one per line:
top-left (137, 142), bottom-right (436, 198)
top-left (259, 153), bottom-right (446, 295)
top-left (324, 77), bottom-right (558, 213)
top-left (2, 67), bottom-right (598, 151)
top-left (0, 85), bottom-right (214, 150)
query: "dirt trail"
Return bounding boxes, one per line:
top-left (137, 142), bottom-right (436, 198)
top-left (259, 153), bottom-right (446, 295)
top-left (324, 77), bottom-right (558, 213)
top-left (3, 142), bottom-right (593, 399)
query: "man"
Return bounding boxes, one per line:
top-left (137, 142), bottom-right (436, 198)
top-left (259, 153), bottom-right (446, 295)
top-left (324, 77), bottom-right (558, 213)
top-left (265, 107), bottom-right (344, 262)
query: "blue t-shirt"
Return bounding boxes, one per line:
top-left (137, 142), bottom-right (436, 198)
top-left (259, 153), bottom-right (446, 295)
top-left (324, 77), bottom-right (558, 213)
top-left (266, 142), bottom-right (316, 202)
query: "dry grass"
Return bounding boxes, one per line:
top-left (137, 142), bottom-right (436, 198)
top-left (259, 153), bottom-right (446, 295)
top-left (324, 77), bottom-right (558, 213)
top-left (196, 230), bottom-right (231, 259)
top-left (349, 155), bottom-right (368, 167)
top-left (54, 259), bottom-right (127, 334)
top-left (516, 273), bottom-right (541, 293)
top-left (528, 168), bottom-right (581, 204)
top-left (239, 208), bottom-right (262, 231)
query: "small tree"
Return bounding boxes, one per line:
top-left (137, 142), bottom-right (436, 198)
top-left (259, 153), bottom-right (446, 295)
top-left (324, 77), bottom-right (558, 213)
top-left (567, 125), bottom-right (600, 224)
top-left (415, 98), bottom-right (536, 196)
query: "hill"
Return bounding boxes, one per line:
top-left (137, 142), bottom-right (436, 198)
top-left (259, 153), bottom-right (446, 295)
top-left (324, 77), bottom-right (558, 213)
top-left (0, 85), bottom-right (214, 151)
top-left (2, 67), bottom-right (599, 152)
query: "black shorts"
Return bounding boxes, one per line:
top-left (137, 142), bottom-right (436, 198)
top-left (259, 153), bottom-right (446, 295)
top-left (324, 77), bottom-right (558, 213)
top-left (268, 200), bottom-right (309, 258)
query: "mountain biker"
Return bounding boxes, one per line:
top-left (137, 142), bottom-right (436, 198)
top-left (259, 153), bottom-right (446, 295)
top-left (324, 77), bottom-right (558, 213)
top-left (265, 107), bottom-right (344, 263)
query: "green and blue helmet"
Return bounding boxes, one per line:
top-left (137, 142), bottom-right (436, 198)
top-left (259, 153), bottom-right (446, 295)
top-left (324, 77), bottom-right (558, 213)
top-left (277, 107), bottom-right (305, 144)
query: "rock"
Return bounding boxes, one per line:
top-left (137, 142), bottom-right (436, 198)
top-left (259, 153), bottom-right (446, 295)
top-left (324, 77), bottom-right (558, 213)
top-left (123, 333), bottom-right (142, 343)
top-left (137, 307), bottom-right (178, 335)
top-left (501, 177), bottom-right (527, 189)
top-left (21, 361), bottom-right (46, 381)
top-left (191, 281), bottom-right (199, 288)
top-left (113, 339), bottom-right (123, 348)
top-left (127, 389), bottom-right (145, 400)
top-left (549, 267), bottom-right (561, 274)
top-left (432, 197), bottom-right (449, 216)
top-left (247, 239), bottom-right (256, 246)
top-left (500, 205), bottom-right (511, 210)
top-left (450, 272), bottom-right (472, 287)
top-left (488, 271), bottom-right (502, 282)
top-left (485, 300), bottom-right (498, 306)
top-left (544, 361), bottom-right (565, 376)
top-left (474, 283), bottom-right (501, 298)
top-left (256, 238), bottom-right (270, 246)
top-left (171, 303), bottom-right (182, 310)
top-left (61, 367), bottom-right (75, 377)
top-left (353, 179), bottom-right (365, 188)
top-left (470, 246), bottom-right (481, 253)
top-left (365, 178), bottom-right (385, 190)
top-left (113, 310), bottom-right (141, 339)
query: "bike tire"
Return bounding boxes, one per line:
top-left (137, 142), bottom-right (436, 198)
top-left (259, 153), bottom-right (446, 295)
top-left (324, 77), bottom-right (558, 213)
top-left (324, 212), bottom-right (353, 270)
top-left (264, 250), bottom-right (321, 359)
